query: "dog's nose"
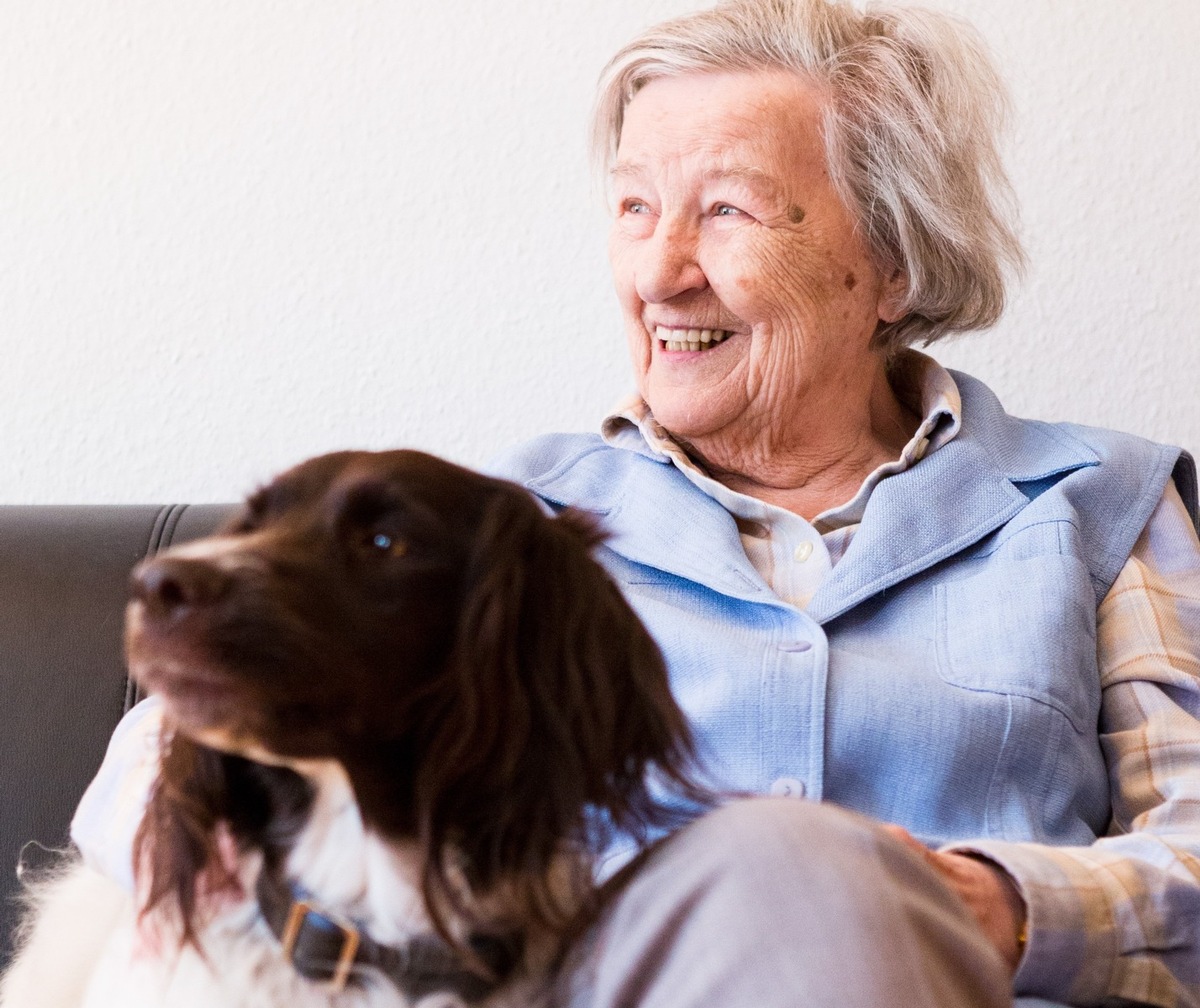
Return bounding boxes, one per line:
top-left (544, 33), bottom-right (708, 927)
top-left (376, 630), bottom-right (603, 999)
top-left (131, 556), bottom-right (230, 617)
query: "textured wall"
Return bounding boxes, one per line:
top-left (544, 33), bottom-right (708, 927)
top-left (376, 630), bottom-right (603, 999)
top-left (2, 0), bottom-right (1197, 503)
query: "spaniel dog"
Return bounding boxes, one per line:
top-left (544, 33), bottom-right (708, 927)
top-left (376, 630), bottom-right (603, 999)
top-left (1, 450), bottom-right (702, 1007)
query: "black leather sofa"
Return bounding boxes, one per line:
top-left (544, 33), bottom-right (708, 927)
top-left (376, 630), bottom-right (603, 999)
top-left (0, 503), bottom-right (235, 964)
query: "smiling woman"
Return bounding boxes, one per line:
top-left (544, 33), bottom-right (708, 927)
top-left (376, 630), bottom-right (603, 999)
top-left (607, 70), bottom-right (913, 514)
top-left (498, 0), bottom-right (1200, 1005)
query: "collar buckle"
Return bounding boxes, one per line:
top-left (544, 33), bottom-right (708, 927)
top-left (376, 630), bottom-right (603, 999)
top-left (280, 898), bottom-right (361, 993)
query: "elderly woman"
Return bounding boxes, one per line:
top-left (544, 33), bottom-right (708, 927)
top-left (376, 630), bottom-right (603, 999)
top-left (489, 1), bottom-right (1200, 1005)
top-left (71, 1), bottom-right (1200, 1006)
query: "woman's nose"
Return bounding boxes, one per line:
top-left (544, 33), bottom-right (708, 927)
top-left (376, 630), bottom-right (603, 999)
top-left (635, 219), bottom-right (708, 304)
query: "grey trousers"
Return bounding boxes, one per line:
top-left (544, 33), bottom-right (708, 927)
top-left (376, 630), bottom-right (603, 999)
top-left (552, 798), bottom-right (1025, 1008)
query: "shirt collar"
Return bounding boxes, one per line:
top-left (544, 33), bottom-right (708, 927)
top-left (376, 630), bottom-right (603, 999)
top-left (599, 349), bottom-right (962, 530)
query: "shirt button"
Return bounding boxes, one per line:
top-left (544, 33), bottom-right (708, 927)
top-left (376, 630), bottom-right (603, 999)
top-left (769, 777), bottom-right (806, 798)
top-left (778, 640), bottom-right (812, 653)
top-left (793, 542), bottom-right (813, 563)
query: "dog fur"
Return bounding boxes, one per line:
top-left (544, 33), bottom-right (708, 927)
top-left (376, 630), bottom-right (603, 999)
top-left (0, 450), bottom-right (702, 1007)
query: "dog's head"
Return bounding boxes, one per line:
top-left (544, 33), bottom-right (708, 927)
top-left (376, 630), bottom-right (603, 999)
top-left (129, 449), bottom-right (701, 939)
top-left (129, 449), bottom-right (547, 763)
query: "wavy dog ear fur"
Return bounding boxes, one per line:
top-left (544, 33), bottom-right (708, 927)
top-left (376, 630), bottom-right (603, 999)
top-left (133, 731), bottom-right (312, 946)
top-left (407, 495), bottom-right (706, 937)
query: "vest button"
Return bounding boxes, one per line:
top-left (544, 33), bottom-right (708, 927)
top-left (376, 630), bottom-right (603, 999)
top-left (769, 777), bottom-right (806, 798)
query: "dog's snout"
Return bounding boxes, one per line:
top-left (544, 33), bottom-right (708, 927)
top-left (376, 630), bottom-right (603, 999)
top-left (132, 557), bottom-right (230, 616)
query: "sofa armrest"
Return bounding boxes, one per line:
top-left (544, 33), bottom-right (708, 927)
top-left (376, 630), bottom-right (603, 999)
top-left (0, 503), bottom-right (233, 963)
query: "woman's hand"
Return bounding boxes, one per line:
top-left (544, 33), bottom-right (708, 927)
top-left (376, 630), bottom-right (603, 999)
top-left (881, 823), bottom-right (1027, 975)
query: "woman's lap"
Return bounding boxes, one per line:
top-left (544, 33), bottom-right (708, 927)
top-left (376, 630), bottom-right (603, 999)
top-left (553, 798), bottom-right (1013, 1008)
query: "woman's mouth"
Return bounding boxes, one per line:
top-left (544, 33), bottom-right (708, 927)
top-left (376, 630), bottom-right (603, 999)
top-left (655, 326), bottom-right (733, 352)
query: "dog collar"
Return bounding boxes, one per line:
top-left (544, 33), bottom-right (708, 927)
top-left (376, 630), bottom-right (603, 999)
top-left (255, 870), bottom-right (521, 1000)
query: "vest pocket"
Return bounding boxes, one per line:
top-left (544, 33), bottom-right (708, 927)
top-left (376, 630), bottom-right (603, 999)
top-left (934, 554), bottom-right (1100, 733)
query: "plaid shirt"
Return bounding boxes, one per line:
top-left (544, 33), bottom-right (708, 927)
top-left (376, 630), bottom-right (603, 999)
top-left (604, 351), bottom-right (1200, 1008)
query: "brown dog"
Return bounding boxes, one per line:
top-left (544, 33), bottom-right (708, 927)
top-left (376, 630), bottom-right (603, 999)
top-left (1, 450), bottom-right (703, 1007)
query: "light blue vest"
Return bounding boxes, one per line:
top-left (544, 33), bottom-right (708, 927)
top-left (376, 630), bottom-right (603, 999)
top-left (491, 372), bottom-right (1197, 849)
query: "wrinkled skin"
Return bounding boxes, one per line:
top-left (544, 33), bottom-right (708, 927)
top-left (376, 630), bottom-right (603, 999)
top-left (607, 69), bottom-right (916, 518)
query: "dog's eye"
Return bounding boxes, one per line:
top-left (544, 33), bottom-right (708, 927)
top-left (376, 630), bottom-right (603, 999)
top-left (367, 532), bottom-right (408, 557)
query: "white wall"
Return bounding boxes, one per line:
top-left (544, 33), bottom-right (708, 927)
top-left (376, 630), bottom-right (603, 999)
top-left (2, 0), bottom-right (1197, 504)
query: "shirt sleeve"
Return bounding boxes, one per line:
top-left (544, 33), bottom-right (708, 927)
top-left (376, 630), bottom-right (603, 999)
top-left (68, 696), bottom-right (165, 893)
top-left (948, 479), bottom-right (1200, 1007)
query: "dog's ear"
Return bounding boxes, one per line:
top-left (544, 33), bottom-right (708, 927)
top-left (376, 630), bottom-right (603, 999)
top-left (413, 491), bottom-right (703, 932)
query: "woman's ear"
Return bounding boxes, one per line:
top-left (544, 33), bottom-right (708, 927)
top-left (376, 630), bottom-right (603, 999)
top-left (878, 266), bottom-right (909, 323)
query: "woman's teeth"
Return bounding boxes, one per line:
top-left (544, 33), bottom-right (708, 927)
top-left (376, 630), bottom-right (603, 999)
top-left (655, 326), bottom-right (731, 352)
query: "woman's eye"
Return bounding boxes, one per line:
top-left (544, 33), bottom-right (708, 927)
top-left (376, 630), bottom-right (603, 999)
top-left (623, 199), bottom-right (651, 215)
top-left (714, 204), bottom-right (742, 217)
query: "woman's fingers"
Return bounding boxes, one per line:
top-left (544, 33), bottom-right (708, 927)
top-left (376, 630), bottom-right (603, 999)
top-left (879, 822), bottom-right (1026, 974)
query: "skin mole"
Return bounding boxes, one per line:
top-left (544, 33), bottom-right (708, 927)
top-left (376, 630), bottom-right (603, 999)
top-left (844, 272), bottom-right (857, 290)
top-left (787, 204), bottom-right (806, 224)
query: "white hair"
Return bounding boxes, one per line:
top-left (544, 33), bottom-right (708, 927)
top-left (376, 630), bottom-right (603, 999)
top-left (593, 0), bottom-right (1026, 350)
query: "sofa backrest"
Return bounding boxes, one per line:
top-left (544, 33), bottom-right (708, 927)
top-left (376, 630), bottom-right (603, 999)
top-left (0, 503), bottom-right (234, 964)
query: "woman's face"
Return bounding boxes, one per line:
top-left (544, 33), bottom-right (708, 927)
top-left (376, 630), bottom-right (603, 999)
top-left (608, 70), bottom-right (906, 448)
